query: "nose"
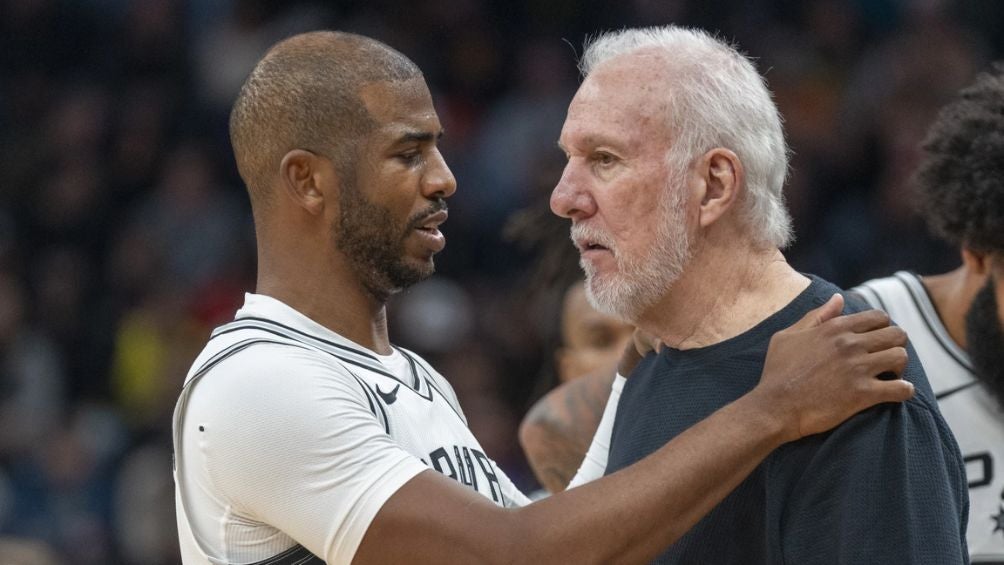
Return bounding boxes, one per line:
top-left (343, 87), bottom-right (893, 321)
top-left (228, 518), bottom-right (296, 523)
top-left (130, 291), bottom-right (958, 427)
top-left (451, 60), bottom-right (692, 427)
top-left (550, 160), bottom-right (595, 220)
top-left (422, 148), bottom-right (457, 199)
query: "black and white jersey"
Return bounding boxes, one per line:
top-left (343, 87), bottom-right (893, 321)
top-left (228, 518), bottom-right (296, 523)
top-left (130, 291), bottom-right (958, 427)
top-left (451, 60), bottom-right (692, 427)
top-left (173, 294), bottom-right (529, 565)
top-left (854, 271), bottom-right (1004, 562)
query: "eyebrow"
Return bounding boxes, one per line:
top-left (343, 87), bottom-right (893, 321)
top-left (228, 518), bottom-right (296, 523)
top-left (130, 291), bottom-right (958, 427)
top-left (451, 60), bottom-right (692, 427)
top-left (398, 129), bottom-right (445, 144)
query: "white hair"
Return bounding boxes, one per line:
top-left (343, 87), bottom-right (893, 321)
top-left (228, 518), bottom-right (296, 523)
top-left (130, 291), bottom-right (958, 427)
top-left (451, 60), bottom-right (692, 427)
top-left (580, 26), bottom-right (794, 249)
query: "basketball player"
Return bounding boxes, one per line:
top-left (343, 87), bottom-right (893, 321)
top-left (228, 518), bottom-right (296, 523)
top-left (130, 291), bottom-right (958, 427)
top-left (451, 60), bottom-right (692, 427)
top-left (173, 31), bottom-right (915, 565)
top-left (852, 64), bottom-right (1004, 563)
top-left (543, 26), bottom-right (967, 562)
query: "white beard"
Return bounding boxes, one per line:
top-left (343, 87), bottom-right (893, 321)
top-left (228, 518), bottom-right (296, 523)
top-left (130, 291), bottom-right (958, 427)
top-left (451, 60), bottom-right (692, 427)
top-left (576, 185), bottom-right (692, 322)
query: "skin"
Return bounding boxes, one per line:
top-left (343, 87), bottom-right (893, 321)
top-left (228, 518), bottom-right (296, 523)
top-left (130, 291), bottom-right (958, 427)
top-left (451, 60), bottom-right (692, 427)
top-left (521, 364), bottom-right (617, 493)
top-left (257, 77), bottom-right (454, 354)
top-left (556, 281), bottom-right (633, 383)
top-left (924, 249), bottom-right (1004, 404)
top-left (552, 49), bottom-right (812, 348)
top-left (521, 282), bottom-right (631, 492)
top-left (250, 57), bottom-right (914, 563)
top-left (923, 249), bottom-right (999, 350)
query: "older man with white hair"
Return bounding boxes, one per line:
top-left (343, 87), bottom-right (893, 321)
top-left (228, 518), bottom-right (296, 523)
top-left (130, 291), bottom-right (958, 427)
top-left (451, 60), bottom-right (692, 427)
top-left (549, 26), bottom-right (969, 563)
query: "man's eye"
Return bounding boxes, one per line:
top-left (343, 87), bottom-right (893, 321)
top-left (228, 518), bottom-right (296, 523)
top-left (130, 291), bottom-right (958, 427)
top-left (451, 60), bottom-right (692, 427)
top-left (593, 152), bottom-right (617, 166)
top-left (398, 151), bottom-right (421, 164)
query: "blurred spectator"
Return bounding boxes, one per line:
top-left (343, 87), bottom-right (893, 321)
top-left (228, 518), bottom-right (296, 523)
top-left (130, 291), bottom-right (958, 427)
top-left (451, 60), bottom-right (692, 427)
top-left (0, 536), bottom-right (60, 565)
top-left (0, 271), bottom-right (65, 456)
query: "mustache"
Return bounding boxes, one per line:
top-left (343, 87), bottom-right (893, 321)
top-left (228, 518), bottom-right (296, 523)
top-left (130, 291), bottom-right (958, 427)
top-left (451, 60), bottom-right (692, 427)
top-left (570, 223), bottom-right (616, 250)
top-left (406, 198), bottom-right (448, 230)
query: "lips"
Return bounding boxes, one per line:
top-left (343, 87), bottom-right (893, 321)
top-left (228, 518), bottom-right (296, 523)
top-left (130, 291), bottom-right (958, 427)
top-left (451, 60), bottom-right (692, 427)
top-left (571, 225), bottom-right (614, 255)
top-left (413, 209), bottom-right (448, 232)
top-left (410, 209), bottom-right (448, 253)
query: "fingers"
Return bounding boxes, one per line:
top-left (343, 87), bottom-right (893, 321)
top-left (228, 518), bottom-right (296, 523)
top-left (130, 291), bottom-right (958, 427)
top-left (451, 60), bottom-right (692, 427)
top-left (861, 378), bottom-right (916, 406)
top-left (789, 294), bottom-right (844, 330)
top-left (827, 307), bottom-right (891, 334)
top-left (858, 325), bottom-right (908, 353)
top-left (862, 345), bottom-right (911, 377)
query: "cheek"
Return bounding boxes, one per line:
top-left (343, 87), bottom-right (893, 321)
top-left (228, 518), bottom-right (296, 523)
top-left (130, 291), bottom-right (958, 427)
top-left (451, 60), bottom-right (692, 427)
top-left (601, 190), bottom-right (660, 244)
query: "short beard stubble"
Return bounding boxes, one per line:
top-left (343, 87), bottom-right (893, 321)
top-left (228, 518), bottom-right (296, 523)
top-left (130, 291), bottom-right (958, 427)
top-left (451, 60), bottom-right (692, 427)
top-left (334, 175), bottom-right (445, 302)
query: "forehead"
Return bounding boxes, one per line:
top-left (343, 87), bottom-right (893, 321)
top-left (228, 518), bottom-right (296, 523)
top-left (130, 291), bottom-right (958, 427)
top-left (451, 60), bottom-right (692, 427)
top-left (359, 77), bottom-right (440, 133)
top-left (562, 51), bottom-right (673, 149)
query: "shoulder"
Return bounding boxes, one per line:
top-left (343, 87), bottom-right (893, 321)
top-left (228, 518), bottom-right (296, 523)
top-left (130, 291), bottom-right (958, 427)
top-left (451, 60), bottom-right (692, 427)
top-left (847, 271), bottom-right (921, 316)
top-left (184, 340), bottom-right (370, 420)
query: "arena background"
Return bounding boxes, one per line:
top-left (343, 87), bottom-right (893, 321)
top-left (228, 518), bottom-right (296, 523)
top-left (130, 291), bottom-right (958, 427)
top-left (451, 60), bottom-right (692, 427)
top-left (1, 0), bottom-right (1002, 562)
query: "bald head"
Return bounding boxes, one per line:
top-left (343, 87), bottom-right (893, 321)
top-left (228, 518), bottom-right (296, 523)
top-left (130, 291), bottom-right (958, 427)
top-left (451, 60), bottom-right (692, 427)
top-left (230, 31), bottom-right (422, 210)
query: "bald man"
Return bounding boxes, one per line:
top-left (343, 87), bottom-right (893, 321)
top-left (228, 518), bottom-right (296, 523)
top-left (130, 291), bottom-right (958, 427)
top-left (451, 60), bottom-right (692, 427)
top-left (172, 31), bottom-right (914, 565)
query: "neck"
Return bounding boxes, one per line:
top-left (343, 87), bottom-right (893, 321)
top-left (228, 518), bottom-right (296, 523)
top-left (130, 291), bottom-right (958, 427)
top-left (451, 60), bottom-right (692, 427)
top-left (921, 266), bottom-right (980, 350)
top-left (636, 243), bottom-right (810, 349)
top-left (255, 230), bottom-right (393, 354)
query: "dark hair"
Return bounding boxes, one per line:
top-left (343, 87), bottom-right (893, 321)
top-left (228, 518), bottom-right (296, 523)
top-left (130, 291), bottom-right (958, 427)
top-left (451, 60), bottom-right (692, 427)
top-left (915, 63), bottom-right (1004, 254)
top-left (229, 31), bottom-right (421, 210)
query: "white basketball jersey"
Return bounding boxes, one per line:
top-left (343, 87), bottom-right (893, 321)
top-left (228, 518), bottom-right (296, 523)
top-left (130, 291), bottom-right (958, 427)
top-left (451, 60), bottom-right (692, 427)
top-left (853, 272), bottom-right (1004, 562)
top-left (173, 294), bottom-right (529, 565)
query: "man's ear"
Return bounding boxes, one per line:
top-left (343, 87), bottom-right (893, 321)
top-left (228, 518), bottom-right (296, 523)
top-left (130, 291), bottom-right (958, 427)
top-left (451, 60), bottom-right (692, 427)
top-left (694, 148), bottom-right (744, 228)
top-left (279, 149), bottom-right (330, 215)
top-left (961, 247), bottom-right (991, 276)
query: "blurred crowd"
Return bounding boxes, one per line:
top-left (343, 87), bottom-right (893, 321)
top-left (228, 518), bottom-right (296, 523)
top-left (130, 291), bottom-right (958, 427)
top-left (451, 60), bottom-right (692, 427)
top-left (0, 0), bottom-right (1002, 563)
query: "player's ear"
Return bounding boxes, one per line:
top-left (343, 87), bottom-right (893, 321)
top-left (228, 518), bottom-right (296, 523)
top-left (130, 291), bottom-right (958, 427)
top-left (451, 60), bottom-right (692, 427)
top-left (694, 148), bottom-right (743, 229)
top-left (961, 247), bottom-right (991, 276)
top-left (279, 149), bottom-right (330, 215)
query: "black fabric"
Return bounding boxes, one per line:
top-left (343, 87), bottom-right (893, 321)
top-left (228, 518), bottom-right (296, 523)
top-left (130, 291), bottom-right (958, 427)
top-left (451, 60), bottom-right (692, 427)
top-left (247, 544), bottom-right (324, 565)
top-left (606, 276), bottom-right (971, 564)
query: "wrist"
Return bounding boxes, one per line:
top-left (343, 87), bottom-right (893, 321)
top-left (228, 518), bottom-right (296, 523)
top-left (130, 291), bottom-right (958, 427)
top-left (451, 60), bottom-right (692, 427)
top-left (731, 388), bottom-right (792, 447)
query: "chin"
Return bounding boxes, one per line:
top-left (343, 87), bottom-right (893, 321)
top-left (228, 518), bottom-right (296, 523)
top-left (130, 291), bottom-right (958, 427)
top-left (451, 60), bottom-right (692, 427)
top-left (584, 276), bottom-right (642, 322)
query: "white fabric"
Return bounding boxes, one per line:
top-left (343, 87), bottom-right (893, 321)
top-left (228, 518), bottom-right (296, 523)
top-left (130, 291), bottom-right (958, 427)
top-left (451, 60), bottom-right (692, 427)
top-left (174, 294), bottom-right (529, 565)
top-left (853, 272), bottom-right (1004, 562)
top-left (567, 374), bottom-right (625, 489)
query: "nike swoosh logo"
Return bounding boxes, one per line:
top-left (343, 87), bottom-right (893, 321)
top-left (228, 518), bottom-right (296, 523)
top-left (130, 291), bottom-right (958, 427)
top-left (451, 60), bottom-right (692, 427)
top-left (375, 383), bottom-right (401, 405)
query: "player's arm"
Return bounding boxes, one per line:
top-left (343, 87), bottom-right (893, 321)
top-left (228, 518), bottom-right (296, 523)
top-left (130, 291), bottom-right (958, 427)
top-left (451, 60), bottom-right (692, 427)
top-left (354, 295), bottom-right (916, 564)
top-left (519, 366), bottom-right (615, 492)
top-left (519, 327), bottom-right (656, 492)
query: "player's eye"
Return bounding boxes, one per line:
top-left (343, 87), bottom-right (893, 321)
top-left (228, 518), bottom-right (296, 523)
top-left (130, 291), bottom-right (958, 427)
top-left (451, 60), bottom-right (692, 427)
top-left (397, 150), bottom-right (422, 165)
top-left (592, 151), bottom-right (617, 167)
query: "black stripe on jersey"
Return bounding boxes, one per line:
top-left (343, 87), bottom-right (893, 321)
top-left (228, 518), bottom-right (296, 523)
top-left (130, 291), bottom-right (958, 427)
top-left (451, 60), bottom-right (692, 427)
top-left (223, 320), bottom-right (444, 404)
top-left (217, 316), bottom-right (379, 361)
top-left (894, 272), bottom-right (973, 371)
top-left (393, 345), bottom-right (421, 389)
top-left (935, 380), bottom-right (980, 401)
top-left (213, 321), bottom-right (406, 382)
top-left (349, 372), bottom-right (391, 434)
top-left (189, 338), bottom-right (311, 384)
top-left (853, 285), bottom-right (891, 314)
top-left (247, 543), bottom-right (324, 565)
top-left (398, 348), bottom-right (467, 424)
